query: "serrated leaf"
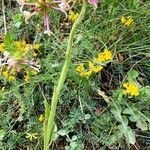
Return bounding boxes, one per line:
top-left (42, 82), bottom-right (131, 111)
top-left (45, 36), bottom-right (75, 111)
top-left (123, 104), bottom-right (149, 131)
top-left (112, 89), bottom-right (123, 103)
top-left (105, 130), bottom-right (123, 145)
top-left (111, 100), bottom-right (135, 145)
top-left (111, 103), bottom-right (122, 122)
top-left (136, 121), bottom-right (148, 130)
top-left (139, 86), bottom-right (150, 102)
top-left (118, 125), bottom-right (135, 145)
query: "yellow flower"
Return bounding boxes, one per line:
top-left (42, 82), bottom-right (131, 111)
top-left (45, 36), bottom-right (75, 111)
top-left (26, 44), bottom-right (40, 51)
top-left (10, 68), bottom-right (16, 74)
top-left (0, 43), bottom-right (5, 52)
top-left (121, 16), bottom-right (134, 27)
top-left (103, 49), bottom-right (112, 60)
top-left (2, 71), bottom-right (9, 78)
top-left (32, 44), bottom-right (40, 49)
top-left (123, 82), bottom-right (139, 96)
top-left (76, 64), bottom-right (84, 73)
top-left (76, 61), bottom-right (103, 77)
top-left (24, 74), bottom-right (30, 83)
top-left (68, 10), bottom-right (79, 22)
top-left (76, 49), bottom-right (112, 77)
top-left (80, 70), bottom-right (92, 77)
top-left (38, 114), bottom-right (44, 122)
top-left (15, 41), bottom-right (40, 53)
top-left (33, 52), bottom-right (37, 57)
top-left (31, 70), bottom-right (38, 75)
top-left (88, 61), bottom-right (103, 73)
top-left (96, 49), bottom-right (112, 63)
top-left (2, 70), bottom-right (15, 80)
top-left (25, 133), bottom-right (37, 141)
top-left (9, 75), bottom-right (15, 80)
top-left (76, 63), bottom-right (92, 77)
top-left (15, 40), bottom-right (27, 52)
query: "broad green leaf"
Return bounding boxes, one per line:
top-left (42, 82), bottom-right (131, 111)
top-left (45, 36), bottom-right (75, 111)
top-left (57, 129), bottom-right (68, 136)
top-left (14, 22), bottom-right (22, 28)
top-left (51, 124), bottom-right (58, 142)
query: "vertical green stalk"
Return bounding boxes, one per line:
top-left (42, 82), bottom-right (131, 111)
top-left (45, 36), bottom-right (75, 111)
top-left (44, 1), bottom-right (87, 150)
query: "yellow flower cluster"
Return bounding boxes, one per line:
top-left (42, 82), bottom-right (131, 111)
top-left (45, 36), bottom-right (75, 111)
top-left (24, 69), bottom-right (38, 83)
top-left (68, 10), bottom-right (79, 22)
top-left (2, 69), bottom-right (16, 81)
top-left (0, 40), bottom-right (40, 81)
top-left (76, 62), bottom-right (103, 77)
top-left (121, 16), bottom-right (134, 27)
top-left (76, 49), bottom-right (112, 77)
top-left (16, 40), bottom-right (40, 51)
top-left (1, 68), bottom-right (38, 82)
top-left (0, 41), bottom-right (40, 53)
top-left (25, 132), bottom-right (37, 141)
top-left (96, 49), bottom-right (112, 62)
top-left (123, 82), bottom-right (139, 96)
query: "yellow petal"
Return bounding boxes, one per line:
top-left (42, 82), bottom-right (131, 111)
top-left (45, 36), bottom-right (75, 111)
top-left (76, 64), bottom-right (84, 73)
top-left (0, 43), bottom-right (5, 52)
top-left (92, 66), bottom-right (103, 73)
top-left (9, 75), bottom-right (15, 80)
top-left (29, 136), bottom-right (33, 141)
top-left (32, 44), bottom-right (40, 49)
top-left (38, 114), bottom-right (44, 122)
top-left (80, 70), bottom-right (92, 77)
top-left (121, 16), bottom-right (126, 24)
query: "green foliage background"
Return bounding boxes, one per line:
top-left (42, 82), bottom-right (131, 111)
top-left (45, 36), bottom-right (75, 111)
top-left (0, 0), bottom-right (150, 149)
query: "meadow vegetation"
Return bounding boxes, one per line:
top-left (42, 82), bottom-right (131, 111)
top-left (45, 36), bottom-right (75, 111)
top-left (0, 0), bottom-right (150, 149)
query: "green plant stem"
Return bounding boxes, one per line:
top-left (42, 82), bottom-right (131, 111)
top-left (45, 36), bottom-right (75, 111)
top-left (44, 1), bottom-right (87, 150)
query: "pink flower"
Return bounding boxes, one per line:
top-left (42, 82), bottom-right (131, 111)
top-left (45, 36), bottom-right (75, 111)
top-left (88, 0), bottom-right (98, 5)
